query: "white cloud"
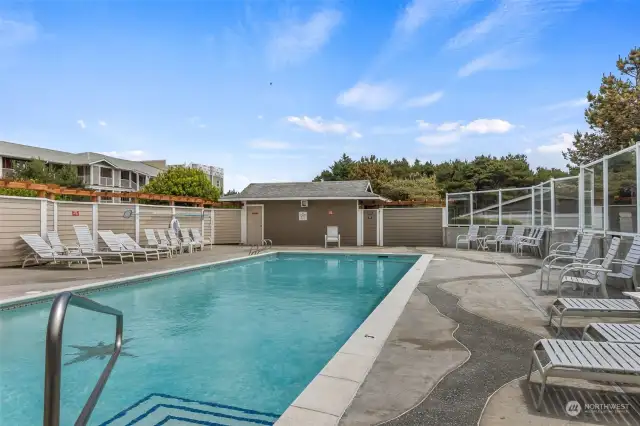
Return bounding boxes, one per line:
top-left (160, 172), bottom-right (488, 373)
top-left (404, 91), bottom-right (444, 108)
top-left (350, 131), bottom-right (362, 139)
top-left (99, 150), bottom-right (147, 161)
top-left (394, 0), bottom-right (477, 35)
top-left (463, 118), bottom-right (513, 134)
top-left (545, 98), bottom-right (588, 110)
top-left (436, 121), bottom-right (462, 132)
top-left (337, 82), bottom-right (401, 111)
top-left (77, 120), bottom-right (86, 129)
top-left (98, 120), bottom-right (107, 127)
top-left (524, 148), bottom-right (532, 154)
top-left (286, 115), bottom-right (358, 137)
top-left (537, 132), bottom-right (573, 153)
top-left (457, 49), bottom-right (519, 77)
top-left (249, 139), bottom-right (290, 150)
top-left (417, 120), bottom-right (431, 129)
top-left (446, 0), bottom-right (585, 50)
top-left (0, 16), bottom-right (38, 48)
top-left (267, 10), bottom-right (342, 66)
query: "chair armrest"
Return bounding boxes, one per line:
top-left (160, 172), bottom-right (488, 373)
top-left (550, 242), bottom-right (574, 252)
top-left (560, 263), bottom-right (612, 279)
top-left (611, 259), bottom-right (639, 267)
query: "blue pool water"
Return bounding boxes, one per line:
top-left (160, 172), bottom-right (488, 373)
top-left (0, 253), bottom-right (418, 425)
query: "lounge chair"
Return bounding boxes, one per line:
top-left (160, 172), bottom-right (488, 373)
top-left (325, 226), bottom-right (340, 248)
top-left (73, 224), bottom-right (135, 264)
top-left (549, 233), bottom-right (580, 257)
top-left (20, 234), bottom-right (103, 269)
top-left (606, 234), bottom-right (640, 291)
top-left (96, 230), bottom-right (144, 262)
top-left (540, 233), bottom-right (595, 291)
top-left (556, 236), bottom-right (620, 297)
top-left (517, 227), bottom-right (544, 257)
top-left (117, 233), bottom-right (170, 259)
top-left (168, 229), bottom-right (195, 253)
top-left (47, 230), bottom-right (80, 255)
top-left (527, 339), bottom-right (640, 410)
top-left (499, 225), bottom-right (525, 253)
top-left (157, 229), bottom-right (181, 254)
top-left (143, 229), bottom-right (170, 251)
top-left (178, 230), bottom-right (199, 252)
top-left (548, 297), bottom-right (640, 336)
top-left (583, 322), bottom-right (640, 343)
top-left (191, 228), bottom-right (212, 250)
top-left (483, 225), bottom-right (507, 252)
top-left (455, 225), bottom-right (479, 250)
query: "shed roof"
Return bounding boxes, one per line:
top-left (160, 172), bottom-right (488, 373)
top-left (220, 180), bottom-right (382, 201)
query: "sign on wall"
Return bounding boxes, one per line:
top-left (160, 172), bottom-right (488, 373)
top-left (72, 211), bottom-right (80, 216)
top-left (299, 211), bottom-right (307, 221)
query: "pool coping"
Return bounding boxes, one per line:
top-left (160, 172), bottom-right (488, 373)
top-left (0, 250), bottom-right (432, 426)
top-left (275, 253), bottom-right (433, 426)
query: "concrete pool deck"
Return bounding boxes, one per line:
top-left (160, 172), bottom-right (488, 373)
top-left (2, 246), bottom-right (640, 425)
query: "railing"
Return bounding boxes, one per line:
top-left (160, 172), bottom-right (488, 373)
top-left (99, 177), bottom-right (113, 186)
top-left (119, 179), bottom-right (132, 189)
top-left (44, 292), bottom-right (123, 426)
top-left (1, 168), bottom-right (16, 178)
top-left (248, 239), bottom-right (272, 255)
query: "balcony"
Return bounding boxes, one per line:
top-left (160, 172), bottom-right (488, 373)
top-left (1, 168), bottom-right (16, 178)
top-left (120, 179), bottom-right (133, 189)
top-left (100, 177), bottom-right (113, 186)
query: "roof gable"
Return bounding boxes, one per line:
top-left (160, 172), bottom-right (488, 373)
top-left (221, 180), bottom-right (380, 200)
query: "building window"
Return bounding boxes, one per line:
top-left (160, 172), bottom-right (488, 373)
top-left (139, 175), bottom-right (146, 187)
top-left (99, 168), bottom-right (113, 186)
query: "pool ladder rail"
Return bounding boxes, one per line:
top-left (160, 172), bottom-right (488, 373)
top-left (43, 291), bottom-right (123, 426)
top-left (248, 239), bottom-right (272, 255)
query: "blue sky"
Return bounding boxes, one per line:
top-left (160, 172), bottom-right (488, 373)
top-left (0, 0), bottom-right (637, 191)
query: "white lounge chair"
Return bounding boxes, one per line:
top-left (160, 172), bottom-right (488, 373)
top-left (190, 228), bottom-right (212, 250)
top-left (517, 227), bottom-right (544, 257)
top-left (483, 225), bottom-right (507, 252)
top-left (178, 230), bottom-right (200, 252)
top-left (168, 229), bottom-right (195, 253)
top-left (455, 225), bottom-right (479, 250)
top-left (527, 339), bottom-right (640, 410)
top-left (557, 236), bottom-right (620, 297)
top-left (96, 230), bottom-right (144, 262)
top-left (499, 225), bottom-right (525, 253)
top-left (21, 234), bottom-right (103, 269)
top-left (73, 224), bottom-right (134, 264)
top-left (325, 226), bottom-right (340, 248)
top-left (117, 233), bottom-right (170, 259)
top-left (157, 229), bottom-right (182, 254)
top-left (606, 234), bottom-right (640, 291)
top-left (47, 230), bottom-right (80, 255)
top-left (548, 297), bottom-right (640, 336)
top-left (540, 233), bottom-right (595, 291)
top-left (143, 229), bottom-right (170, 251)
top-left (549, 233), bottom-right (580, 256)
top-left (583, 322), bottom-right (640, 343)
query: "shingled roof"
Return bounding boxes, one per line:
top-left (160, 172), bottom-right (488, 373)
top-left (220, 180), bottom-right (382, 201)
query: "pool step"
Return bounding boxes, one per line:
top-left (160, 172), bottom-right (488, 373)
top-left (101, 393), bottom-right (280, 426)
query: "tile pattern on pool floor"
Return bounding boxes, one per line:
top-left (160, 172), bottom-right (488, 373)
top-left (100, 394), bottom-right (281, 425)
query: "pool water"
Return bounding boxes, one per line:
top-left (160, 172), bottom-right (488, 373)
top-left (0, 253), bottom-right (418, 425)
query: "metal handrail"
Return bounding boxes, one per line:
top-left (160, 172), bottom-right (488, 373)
top-left (44, 292), bottom-right (124, 426)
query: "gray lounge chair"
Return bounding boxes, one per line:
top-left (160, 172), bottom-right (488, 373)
top-left (499, 225), bottom-right (525, 253)
top-left (190, 228), bottom-right (212, 250)
top-left (540, 232), bottom-right (594, 291)
top-left (157, 229), bottom-right (181, 254)
top-left (606, 234), bottom-right (640, 291)
top-left (117, 233), bottom-right (171, 259)
top-left (21, 234), bottom-right (103, 269)
top-left (47, 230), bottom-right (80, 255)
top-left (517, 227), bottom-right (544, 257)
top-left (549, 233), bottom-right (580, 256)
top-left (583, 323), bottom-right (640, 343)
top-left (455, 225), bottom-right (479, 250)
top-left (73, 224), bottom-right (135, 264)
top-left (483, 225), bottom-right (507, 252)
top-left (548, 297), bottom-right (640, 336)
top-left (527, 339), bottom-right (640, 410)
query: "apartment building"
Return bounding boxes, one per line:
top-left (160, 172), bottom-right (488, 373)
top-left (0, 140), bottom-right (224, 201)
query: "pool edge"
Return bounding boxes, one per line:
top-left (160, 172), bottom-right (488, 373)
top-left (275, 253), bottom-right (433, 426)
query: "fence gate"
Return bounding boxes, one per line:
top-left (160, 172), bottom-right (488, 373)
top-left (363, 209), bottom-right (377, 246)
top-left (382, 208), bottom-right (443, 247)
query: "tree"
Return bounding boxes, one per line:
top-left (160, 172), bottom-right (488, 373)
top-left (313, 154), bottom-right (353, 181)
top-left (564, 47), bottom-right (640, 165)
top-left (348, 155), bottom-right (392, 193)
top-left (378, 176), bottom-right (440, 201)
top-left (224, 189), bottom-right (239, 196)
top-left (141, 166), bottom-right (220, 200)
top-left (13, 158), bottom-right (83, 187)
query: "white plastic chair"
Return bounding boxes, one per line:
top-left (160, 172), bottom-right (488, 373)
top-left (455, 225), bottom-right (479, 250)
top-left (325, 226), bottom-right (340, 248)
top-left (21, 234), bottom-right (103, 269)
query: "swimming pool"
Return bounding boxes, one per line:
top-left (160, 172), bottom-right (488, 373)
top-left (0, 252), bottom-right (420, 425)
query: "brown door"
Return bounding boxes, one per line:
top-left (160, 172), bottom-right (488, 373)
top-left (363, 209), bottom-right (378, 246)
top-left (247, 205), bottom-right (263, 245)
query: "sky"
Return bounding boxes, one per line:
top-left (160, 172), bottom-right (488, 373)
top-left (0, 0), bottom-right (638, 192)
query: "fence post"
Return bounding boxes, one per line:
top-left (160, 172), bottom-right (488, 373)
top-left (531, 187), bottom-right (535, 226)
top-left (40, 199), bottom-right (47, 238)
top-left (603, 157), bottom-right (609, 231)
top-left (498, 190), bottom-right (502, 226)
top-left (444, 194), bottom-right (449, 227)
top-left (469, 192), bottom-right (474, 226)
top-left (201, 208), bottom-right (206, 243)
top-left (578, 166), bottom-right (585, 230)
top-left (378, 208), bottom-right (384, 246)
top-left (356, 203), bottom-right (363, 246)
top-left (211, 209), bottom-right (216, 245)
top-left (134, 204), bottom-right (140, 243)
top-left (92, 203), bottom-right (98, 248)
top-left (550, 179), bottom-right (555, 230)
top-left (53, 202), bottom-right (58, 232)
top-left (636, 144), bottom-right (639, 233)
top-left (240, 203), bottom-right (247, 244)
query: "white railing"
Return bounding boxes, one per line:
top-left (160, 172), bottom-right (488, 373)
top-left (446, 142), bottom-right (639, 234)
top-left (99, 177), bottom-right (113, 186)
top-left (119, 179), bottom-right (132, 189)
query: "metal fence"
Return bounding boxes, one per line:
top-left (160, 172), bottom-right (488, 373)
top-left (446, 143), bottom-right (638, 235)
